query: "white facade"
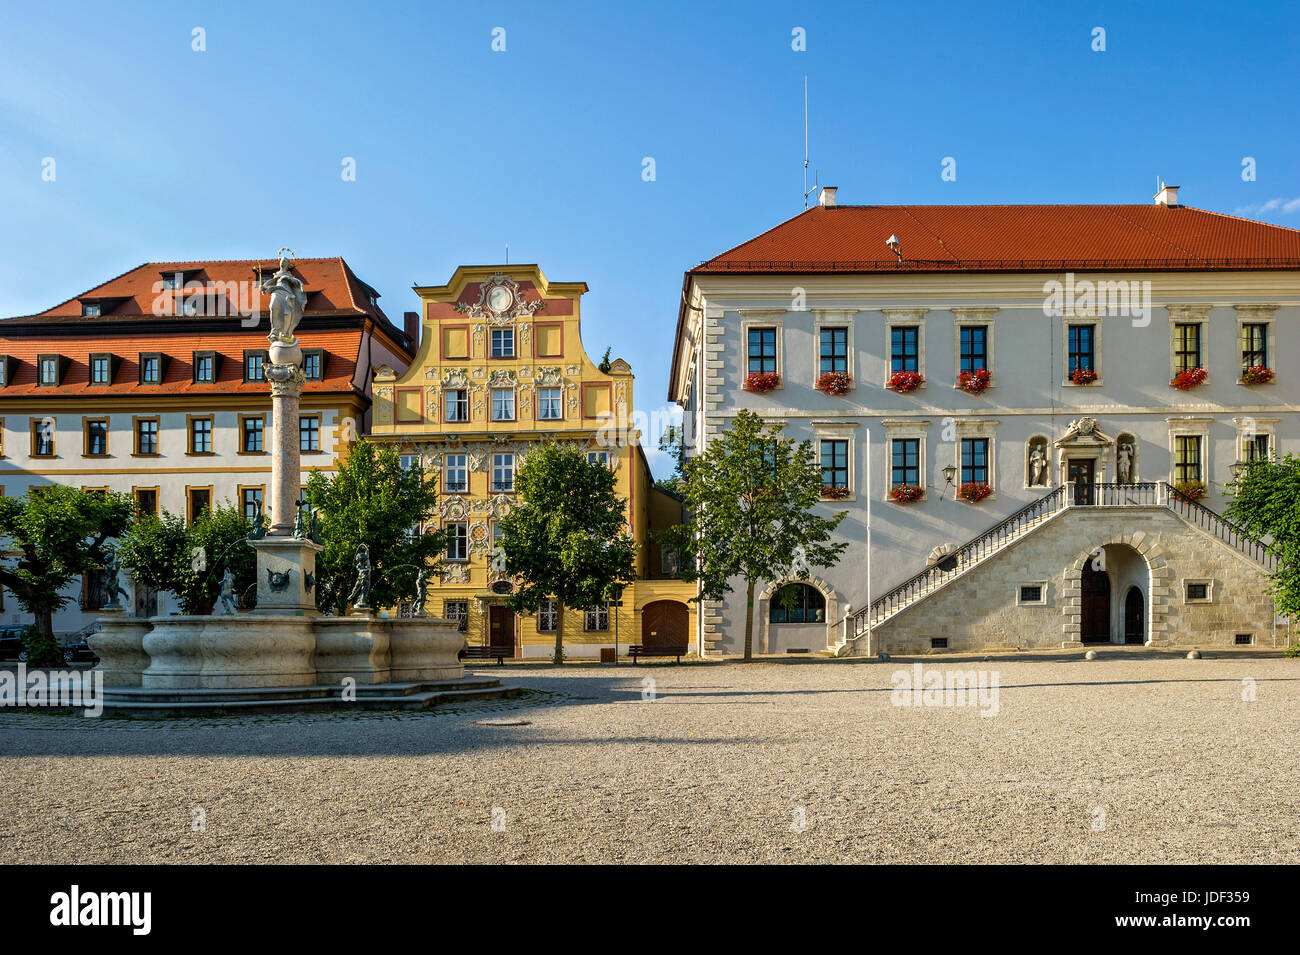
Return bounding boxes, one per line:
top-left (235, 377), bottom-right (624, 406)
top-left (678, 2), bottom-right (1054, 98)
top-left (674, 268), bottom-right (1298, 656)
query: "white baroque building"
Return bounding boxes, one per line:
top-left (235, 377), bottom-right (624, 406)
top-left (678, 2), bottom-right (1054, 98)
top-left (670, 187), bottom-right (1299, 656)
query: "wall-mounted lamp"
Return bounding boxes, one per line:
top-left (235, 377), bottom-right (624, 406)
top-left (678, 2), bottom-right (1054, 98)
top-left (942, 465), bottom-right (958, 499)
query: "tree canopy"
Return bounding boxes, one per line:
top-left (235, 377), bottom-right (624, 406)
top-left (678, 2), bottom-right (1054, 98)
top-left (497, 442), bottom-right (637, 663)
top-left (117, 503), bottom-right (256, 615)
top-left (1226, 454), bottom-right (1300, 619)
top-left (658, 409), bottom-right (848, 660)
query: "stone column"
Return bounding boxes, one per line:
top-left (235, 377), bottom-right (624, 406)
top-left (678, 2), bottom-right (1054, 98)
top-left (268, 362), bottom-right (305, 536)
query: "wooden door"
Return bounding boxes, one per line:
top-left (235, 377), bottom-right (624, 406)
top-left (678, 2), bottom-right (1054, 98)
top-left (487, 605), bottom-right (515, 653)
top-left (1124, 587), bottom-right (1145, 645)
top-left (641, 601), bottom-right (688, 648)
top-left (1080, 561), bottom-right (1110, 643)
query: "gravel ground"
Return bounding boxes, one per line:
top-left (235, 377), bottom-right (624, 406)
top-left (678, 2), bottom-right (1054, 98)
top-left (1, 656), bottom-right (1296, 864)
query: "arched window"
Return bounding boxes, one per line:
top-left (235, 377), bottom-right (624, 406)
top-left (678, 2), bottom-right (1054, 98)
top-left (770, 584), bottom-right (825, 623)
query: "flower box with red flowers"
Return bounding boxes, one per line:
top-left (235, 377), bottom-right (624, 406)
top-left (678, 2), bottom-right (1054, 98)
top-left (1170, 366), bottom-right (1207, 390)
top-left (1241, 366), bottom-right (1275, 385)
top-left (886, 370), bottom-right (925, 393)
top-left (816, 371), bottom-right (852, 395)
top-left (957, 481), bottom-right (992, 503)
top-left (1069, 368), bottom-right (1098, 385)
top-left (821, 485), bottom-right (851, 500)
top-left (888, 484), bottom-right (924, 504)
top-left (744, 372), bottom-right (781, 393)
top-left (1171, 480), bottom-right (1207, 502)
top-left (957, 368), bottom-right (991, 394)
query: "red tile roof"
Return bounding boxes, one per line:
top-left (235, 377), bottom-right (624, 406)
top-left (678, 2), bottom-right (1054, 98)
top-left (693, 204), bottom-right (1300, 273)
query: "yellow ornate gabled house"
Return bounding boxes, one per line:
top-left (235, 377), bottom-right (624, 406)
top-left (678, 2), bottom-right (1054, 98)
top-left (369, 265), bottom-right (695, 658)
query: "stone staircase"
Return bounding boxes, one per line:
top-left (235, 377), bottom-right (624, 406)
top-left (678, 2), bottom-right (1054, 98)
top-left (838, 481), bottom-right (1275, 656)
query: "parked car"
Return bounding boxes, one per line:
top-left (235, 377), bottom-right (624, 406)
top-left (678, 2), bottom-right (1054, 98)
top-left (63, 638), bottom-right (99, 665)
top-left (0, 627), bottom-right (27, 661)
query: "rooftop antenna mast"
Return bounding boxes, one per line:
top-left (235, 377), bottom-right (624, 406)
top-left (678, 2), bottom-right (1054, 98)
top-left (802, 76), bottom-right (819, 209)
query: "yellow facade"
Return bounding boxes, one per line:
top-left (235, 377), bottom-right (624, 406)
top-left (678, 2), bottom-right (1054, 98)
top-left (369, 265), bottom-right (695, 658)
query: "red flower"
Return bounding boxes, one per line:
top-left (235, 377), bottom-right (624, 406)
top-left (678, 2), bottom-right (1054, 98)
top-left (957, 368), bottom-right (991, 394)
top-left (821, 485), bottom-right (851, 500)
top-left (957, 481), bottom-right (992, 503)
top-left (1241, 366), bottom-right (1274, 385)
top-left (887, 370), bottom-right (925, 392)
top-left (1069, 368), bottom-right (1098, 385)
top-left (1170, 366), bottom-right (1207, 390)
top-left (744, 372), bottom-right (781, 393)
top-left (1172, 480), bottom-right (1206, 502)
top-left (889, 484), bottom-right (924, 504)
top-left (817, 371), bottom-right (852, 395)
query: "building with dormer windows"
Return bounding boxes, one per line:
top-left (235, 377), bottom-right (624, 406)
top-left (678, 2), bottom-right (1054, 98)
top-left (369, 265), bottom-right (694, 658)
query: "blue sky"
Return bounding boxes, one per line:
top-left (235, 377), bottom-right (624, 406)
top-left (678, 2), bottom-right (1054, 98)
top-left (2, 0), bottom-right (1297, 476)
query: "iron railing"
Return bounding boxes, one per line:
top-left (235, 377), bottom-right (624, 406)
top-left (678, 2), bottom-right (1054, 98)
top-left (1163, 483), bottom-right (1277, 571)
top-left (848, 479), bottom-right (1277, 640)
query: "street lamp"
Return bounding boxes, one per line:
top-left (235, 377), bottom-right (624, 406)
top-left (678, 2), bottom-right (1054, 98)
top-left (942, 465), bottom-right (958, 499)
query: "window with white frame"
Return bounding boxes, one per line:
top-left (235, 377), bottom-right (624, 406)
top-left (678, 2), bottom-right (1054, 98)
top-left (584, 602), bottom-right (610, 631)
top-left (746, 327), bottom-right (777, 375)
top-left (444, 600), bottom-right (469, 632)
top-left (445, 389), bottom-right (469, 422)
top-left (491, 327), bottom-right (515, 358)
top-left (492, 453), bottom-right (515, 493)
top-left (491, 388), bottom-right (515, 421)
top-left (587, 450), bottom-right (610, 468)
top-left (446, 522), bottom-right (468, 561)
top-left (444, 454), bottom-right (468, 493)
top-left (538, 386), bottom-right (563, 420)
top-left (537, 599), bottom-right (558, 632)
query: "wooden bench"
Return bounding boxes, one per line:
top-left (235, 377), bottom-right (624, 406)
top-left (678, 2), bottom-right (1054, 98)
top-left (461, 645), bottom-right (511, 665)
top-left (628, 644), bottom-right (687, 664)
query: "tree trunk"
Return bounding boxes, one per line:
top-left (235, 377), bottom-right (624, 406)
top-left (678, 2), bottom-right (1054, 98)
top-left (553, 599), bottom-right (565, 665)
top-left (34, 605), bottom-right (55, 641)
top-left (743, 578), bottom-right (755, 661)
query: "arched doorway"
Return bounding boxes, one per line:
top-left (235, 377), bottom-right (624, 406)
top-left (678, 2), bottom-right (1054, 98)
top-left (1124, 586), bottom-right (1145, 645)
top-left (641, 600), bottom-right (688, 648)
top-left (1080, 561), bottom-right (1110, 643)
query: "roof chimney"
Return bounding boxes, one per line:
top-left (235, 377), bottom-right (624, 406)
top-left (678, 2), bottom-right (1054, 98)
top-left (1154, 183), bottom-right (1180, 207)
top-left (818, 186), bottom-right (837, 207)
top-left (403, 310), bottom-right (420, 346)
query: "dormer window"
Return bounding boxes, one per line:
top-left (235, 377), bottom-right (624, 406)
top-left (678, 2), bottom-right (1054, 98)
top-left (160, 273), bottom-right (184, 290)
top-left (81, 303), bottom-right (102, 318)
top-left (0, 356), bottom-right (12, 388)
top-left (37, 355), bottom-right (61, 386)
top-left (139, 353), bottom-right (163, 385)
top-left (193, 351), bottom-right (216, 383)
top-left (89, 353), bottom-right (114, 385)
top-left (302, 349), bottom-right (323, 381)
top-left (244, 350), bottom-right (266, 382)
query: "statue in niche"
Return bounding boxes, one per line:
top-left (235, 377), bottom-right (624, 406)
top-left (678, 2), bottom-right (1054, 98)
top-left (1028, 442), bottom-right (1048, 487)
top-left (1117, 441), bottom-right (1134, 484)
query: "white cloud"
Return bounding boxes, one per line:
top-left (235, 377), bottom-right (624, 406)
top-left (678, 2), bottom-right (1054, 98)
top-left (1234, 198), bottom-right (1300, 215)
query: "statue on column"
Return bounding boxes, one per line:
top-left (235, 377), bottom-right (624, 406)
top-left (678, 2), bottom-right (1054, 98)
top-left (261, 249), bottom-right (308, 344)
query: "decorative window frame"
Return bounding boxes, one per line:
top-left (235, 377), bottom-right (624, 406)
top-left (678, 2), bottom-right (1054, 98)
top-left (185, 485), bottom-right (214, 524)
top-left (242, 349), bottom-right (268, 383)
top-left (82, 416), bottom-right (110, 457)
top-left (132, 415), bottom-right (161, 457)
top-left (883, 308), bottom-right (928, 385)
top-left (1016, 580), bottom-right (1049, 606)
top-left (132, 485), bottom-right (160, 519)
top-left (1062, 316), bottom-right (1103, 387)
top-left (237, 413), bottom-right (267, 455)
top-left (29, 417), bottom-right (56, 457)
top-left (301, 348), bottom-right (325, 381)
top-left (1234, 305), bottom-right (1277, 383)
top-left (192, 350), bottom-right (217, 383)
top-left (186, 414), bottom-right (215, 456)
top-left (1233, 416), bottom-right (1278, 462)
top-left (952, 308), bottom-right (997, 389)
top-left (299, 413), bottom-right (324, 454)
top-left (36, 354), bottom-right (63, 387)
top-left (394, 387), bottom-right (424, 423)
top-left (739, 310), bottom-right (785, 387)
top-left (88, 352), bottom-right (116, 386)
top-left (443, 453), bottom-right (470, 495)
top-left (490, 386), bottom-right (517, 422)
top-left (237, 484), bottom-right (266, 522)
top-left (812, 309), bottom-right (857, 388)
top-left (1182, 578), bottom-right (1215, 604)
top-left (440, 323), bottom-right (472, 361)
top-left (881, 418), bottom-right (930, 501)
top-left (1166, 416), bottom-right (1212, 485)
top-left (532, 321), bottom-right (565, 359)
top-left (951, 418), bottom-right (1000, 498)
top-left (1167, 305), bottom-right (1210, 383)
top-left (138, 352), bottom-right (164, 385)
top-left (812, 419), bottom-right (859, 502)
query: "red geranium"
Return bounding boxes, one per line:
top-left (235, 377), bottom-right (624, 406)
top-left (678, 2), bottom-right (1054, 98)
top-left (1172, 480), bottom-right (1207, 502)
top-left (957, 481), bottom-right (992, 503)
top-left (887, 370), bottom-right (925, 392)
top-left (957, 368), bottom-right (991, 394)
top-left (821, 485), bottom-right (851, 500)
top-left (1241, 366), bottom-right (1274, 385)
top-left (889, 484), bottom-right (924, 504)
top-left (817, 371), bottom-right (852, 395)
top-left (1170, 366), bottom-right (1207, 390)
top-left (1069, 368), bottom-right (1098, 385)
top-left (744, 372), bottom-right (781, 393)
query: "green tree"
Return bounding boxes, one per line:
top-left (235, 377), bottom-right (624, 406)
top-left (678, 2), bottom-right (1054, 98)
top-left (0, 486), bottom-right (135, 653)
top-left (1226, 454), bottom-right (1299, 626)
top-left (117, 503), bottom-right (256, 614)
top-left (657, 409), bottom-right (849, 661)
top-left (304, 439), bottom-right (444, 614)
top-left (497, 442), bottom-right (637, 664)
top-left (656, 423), bottom-right (687, 497)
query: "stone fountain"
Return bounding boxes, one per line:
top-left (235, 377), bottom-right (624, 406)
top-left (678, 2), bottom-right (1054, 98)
top-left (89, 250), bottom-right (513, 714)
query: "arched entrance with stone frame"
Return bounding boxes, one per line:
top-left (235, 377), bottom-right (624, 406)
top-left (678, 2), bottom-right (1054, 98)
top-left (756, 575), bottom-right (841, 654)
top-left (1065, 535), bottom-right (1171, 645)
